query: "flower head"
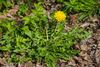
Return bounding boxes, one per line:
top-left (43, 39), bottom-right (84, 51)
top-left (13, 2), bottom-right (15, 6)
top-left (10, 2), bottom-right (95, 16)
top-left (54, 11), bottom-right (66, 22)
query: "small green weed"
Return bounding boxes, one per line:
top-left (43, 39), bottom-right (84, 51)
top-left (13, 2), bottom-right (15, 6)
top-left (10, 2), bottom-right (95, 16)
top-left (64, 0), bottom-right (100, 21)
top-left (0, 3), bottom-right (91, 67)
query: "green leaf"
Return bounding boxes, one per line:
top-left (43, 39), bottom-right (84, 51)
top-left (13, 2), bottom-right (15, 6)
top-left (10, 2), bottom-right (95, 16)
top-left (22, 26), bottom-right (32, 38)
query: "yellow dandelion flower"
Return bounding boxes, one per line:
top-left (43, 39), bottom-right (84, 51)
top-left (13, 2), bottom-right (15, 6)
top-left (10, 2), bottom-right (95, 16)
top-left (54, 11), bottom-right (66, 22)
